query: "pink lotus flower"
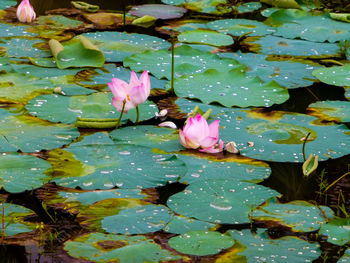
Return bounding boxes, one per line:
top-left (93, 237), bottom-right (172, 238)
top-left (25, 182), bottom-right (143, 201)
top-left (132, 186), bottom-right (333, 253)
top-left (108, 70), bottom-right (150, 113)
top-left (16, 0), bottom-right (36, 23)
top-left (179, 113), bottom-right (223, 153)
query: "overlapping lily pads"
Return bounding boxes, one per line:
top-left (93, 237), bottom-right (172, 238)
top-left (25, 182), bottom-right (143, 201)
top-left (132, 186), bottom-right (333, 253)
top-left (167, 179), bottom-right (279, 224)
top-left (64, 232), bottom-right (183, 262)
top-left (0, 109), bottom-right (79, 152)
top-left (319, 217), bottom-right (350, 246)
top-left (307, 100), bottom-right (350, 123)
top-left (49, 132), bottom-right (186, 189)
top-left (178, 29), bottom-right (234, 46)
top-left (163, 215), bottom-right (216, 234)
top-left (82, 31), bottom-right (171, 62)
top-left (124, 45), bottom-right (245, 80)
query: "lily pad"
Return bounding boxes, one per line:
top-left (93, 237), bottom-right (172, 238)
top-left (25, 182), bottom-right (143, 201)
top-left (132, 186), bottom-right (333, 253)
top-left (167, 179), bottom-right (279, 224)
top-left (168, 230), bottom-right (234, 256)
top-left (172, 68), bottom-right (289, 107)
top-left (163, 215), bottom-right (216, 234)
top-left (82, 31), bottom-right (171, 62)
top-left (161, 0), bottom-right (230, 15)
top-left (130, 4), bottom-right (187, 19)
top-left (252, 198), bottom-right (334, 232)
top-left (312, 64), bottom-right (350, 86)
top-left (178, 30), bottom-right (234, 46)
top-left (49, 133), bottom-right (186, 189)
top-left (36, 15), bottom-right (83, 30)
top-left (0, 23), bottom-right (36, 37)
top-left (207, 19), bottom-right (275, 37)
top-left (319, 217), bottom-right (350, 246)
top-left (237, 2), bottom-right (262, 13)
top-left (26, 92), bottom-right (157, 126)
top-left (341, 249), bottom-right (350, 263)
top-left (245, 35), bottom-right (341, 57)
top-left (307, 100), bottom-right (350, 123)
top-left (219, 229), bottom-right (321, 263)
top-left (0, 109), bottom-right (79, 152)
top-left (0, 0), bottom-right (16, 9)
top-left (0, 38), bottom-right (51, 58)
top-left (218, 52), bottom-right (321, 88)
top-left (64, 232), bottom-right (183, 262)
top-left (0, 153), bottom-right (51, 193)
top-left (124, 45), bottom-right (245, 80)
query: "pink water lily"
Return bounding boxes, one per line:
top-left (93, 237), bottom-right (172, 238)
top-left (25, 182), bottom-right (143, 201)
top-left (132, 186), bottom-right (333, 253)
top-left (179, 113), bottom-right (223, 153)
top-left (108, 70), bottom-right (150, 113)
top-left (16, 0), bottom-right (36, 23)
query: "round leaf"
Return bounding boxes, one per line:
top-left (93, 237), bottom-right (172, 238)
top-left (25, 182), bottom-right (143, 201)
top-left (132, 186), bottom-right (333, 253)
top-left (307, 100), bottom-right (350, 123)
top-left (312, 65), bottom-right (350, 86)
top-left (130, 4), bottom-right (187, 19)
top-left (178, 30), bottom-right (234, 46)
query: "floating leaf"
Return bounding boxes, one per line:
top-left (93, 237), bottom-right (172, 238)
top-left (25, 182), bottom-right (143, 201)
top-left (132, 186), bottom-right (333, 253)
top-left (319, 217), bottom-right (350, 246)
top-left (207, 19), bottom-right (275, 37)
top-left (178, 30), bottom-right (234, 46)
top-left (124, 45), bottom-right (244, 80)
top-left (260, 0), bottom-right (302, 9)
top-left (71, 1), bottom-right (99, 12)
top-left (49, 133), bottom-right (186, 189)
top-left (237, 2), bottom-right (262, 13)
top-left (64, 232), bottom-right (183, 262)
top-left (0, 154), bottom-right (51, 193)
top-left (0, 0), bottom-right (16, 9)
top-left (82, 31), bottom-right (170, 62)
top-left (307, 100), bottom-right (350, 123)
top-left (0, 109), bottom-right (80, 152)
top-left (312, 65), bottom-right (350, 86)
top-left (172, 68), bottom-right (289, 107)
top-left (340, 249), bottom-right (350, 263)
top-left (163, 215), bottom-right (216, 234)
top-left (0, 38), bottom-right (51, 58)
top-left (130, 4), bottom-right (187, 19)
top-left (167, 179), bottom-right (279, 224)
top-left (0, 23), bottom-right (35, 37)
top-left (168, 230), bottom-right (234, 256)
top-left (161, 0), bottom-right (230, 14)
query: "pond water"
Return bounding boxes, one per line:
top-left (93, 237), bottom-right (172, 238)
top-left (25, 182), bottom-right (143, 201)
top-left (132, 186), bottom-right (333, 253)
top-left (1, 0), bottom-right (350, 262)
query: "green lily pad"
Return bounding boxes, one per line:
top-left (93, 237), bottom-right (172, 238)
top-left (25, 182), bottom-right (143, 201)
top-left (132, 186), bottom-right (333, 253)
top-left (340, 249), bottom-right (350, 263)
top-left (0, 109), bottom-right (79, 152)
top-left (11, 63), bottom-right (84, 78)
top-left (64, 232), bottom-right (183, 262)
top-left (0, 0), bottom-right (16, 9)
top-left (252, 198), bottom-right (334, 232)
top-left (0, 38), bottom-right (51, 58)
top-left (237, 2), bottom-right (262, 13)
top-left (175, 98), bottom-right (350, 162)
top-left (220, 229), bottom-right (321, 263)
top-left (158, 20), bottom-right (208, 33)
top-left (161, 0), bottom-right (231, 15)
top-left (0, 23), bottom-right (36, 37)
top-left (312, 64), bottom-right (350, 86)
top-left (82, 31), bottom-right (171, 62)
top-left (172, 68), bottom-right (289, 107)
top-left (167, 179), bottom-right (279, 224)
top-left (218, 52), bottom-right (321, 88)
top-left (130, 4), bottom-right (187, 19)
top-left (0, 153), bottom-right (51, 193)
top-left (163, 215), bottom-right (216, 234)
top-left (245, 35), bottom-right (341, 57)
top-left (168, 230), bottom-right (234, 256)
top-left (124, 45), bottom-right (245, 80)
top-left (0, 72), bottom-right (53, 104)
top-left (307, 100), bottom-right (350, 123)
top-left (267, 9), bottom-right (350, 43)
top-left (26, 92), bottom-right (157, 126)
top-left (207, 19), bottom-right (275, 37)
top-left (102, 204), bottom-right (173, 234)
top-left (49, 133), bottom-right (186, 189)
top-left (36, 15), bottom-right (83, 30)
top-left (178, 30), bottom-right (234, 46)
top-left (319, 217), bottom-right (350, 246)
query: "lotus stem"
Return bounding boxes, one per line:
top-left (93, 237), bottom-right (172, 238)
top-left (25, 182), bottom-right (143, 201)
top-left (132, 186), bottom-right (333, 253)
top-left (116, 100), bottom-right (126, 128)
top-left (136, 105), bottom-right (140, 124)
top-left (170, 34), bottom-right (175, 94)
top-left (302, 132), bottom-right (311, 161)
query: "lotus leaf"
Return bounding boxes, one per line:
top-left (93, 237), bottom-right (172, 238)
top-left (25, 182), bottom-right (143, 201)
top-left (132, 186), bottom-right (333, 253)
top-left (341, 249), bottom-right (350, 263)
top-left (307, 100), bottom-right (350, 123)
top-left (161, 0), bottom-right (231, 14)
top-left (0, 203), bottom-right (40, 237)
top-left (178, 30), bottom-right (234, 46)
top-left (175, 98), bottom-right (350, 162)
top-left (64, 232), bottom-right (183, 262)
top-left (0, 38), bottom-right (51, 58)
top-left (167, 179), bottom-right (279, 224)
top-left (176, 42), bottom-right (219, 52)
top-left (0, 109), bottom-right (79, 152)
top-left (26, 92), bottom-right (157, 126)
top-left (0, 153), bottom-right (51, 193)
top-left (110, 125), bottom-right (183, 152)
top-left (0, 0), bottom-right (16, 9)
top-left (218, 52), bottom-right (321, 88)
top-left (124, 45), bottom-right (245, 80)
top-left (82, 31), bottom-right (171, 62)
top-left (163, 215), bottom-right (216, 234)
top-left (172, 68), bottom-right (289, 107)
top-left (219, 229), bottom-right (321, 263)
top-left (102, 204), bottom-right (172, 234)
top-left (207, 19), bottom-right (275, 37)
top-left (130, 4), bottom-right (187, 19)
top-left (49, 133), bottom-right (186, 189)
top-left (0, 56), bottom-right (12, 73)
top-left (252, 198), bottom-right (334, 232)
top-left (35, 15), bottom-right (83, 30)
top-left (319, 217), bottom-right (350, 246)
top-left (267, 9), bottom-right (350, 43)
top-left (0, 23), bottom-right (35, 37)
top-left (245, 35), bottom-right (341, 57)
top-left (168, 230), bottom-right (234, 256)
top-left (312, 65), bottom-right (350, 86)
top-left (237, 2), bottom-right (262, 13)
top-left (158, 20), bottom-right (207, 33)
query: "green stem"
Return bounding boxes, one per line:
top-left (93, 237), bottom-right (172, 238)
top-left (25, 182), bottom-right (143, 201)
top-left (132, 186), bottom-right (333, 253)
top-left (116, 100), bottom-right (126, 128)
top-left (170, 34), bottom-right (175, 94)
top-left (136, 105), bottom-right (140, 124)
top-left (302, 132), bottom-right (311, 161)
